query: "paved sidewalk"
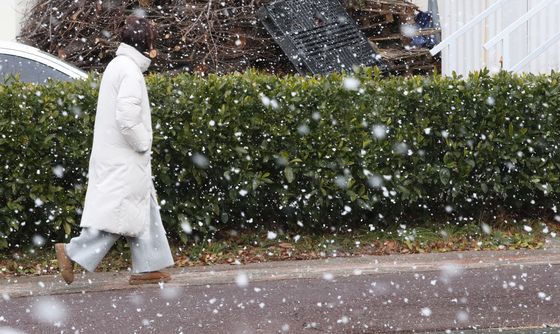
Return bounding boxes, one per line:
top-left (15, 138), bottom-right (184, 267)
top-left (2, 248), bottom-right (560, 299)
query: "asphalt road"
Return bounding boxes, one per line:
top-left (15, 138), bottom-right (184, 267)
top-left (1, 259), bottom-right (559, 334)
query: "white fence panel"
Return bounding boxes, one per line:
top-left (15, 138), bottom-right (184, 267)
top-left (437, 0), bottom-right (560, 75)
top-left (439, 0), bottom-right (489, 75)
top-left (526, 0), bottom-right (560, 73)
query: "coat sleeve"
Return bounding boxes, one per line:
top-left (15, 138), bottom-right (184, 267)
top-left (115, 73), bottom-right (151, 153)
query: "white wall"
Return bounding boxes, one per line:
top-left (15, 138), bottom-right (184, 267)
top-left (0, 0), bottom-right (33, 41)
top-left (0, 0), bottom-right (20, 41)
top-left (412, 0), bottom-right (429, 11)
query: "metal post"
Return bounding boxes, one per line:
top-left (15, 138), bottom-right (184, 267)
top-left (429, 0), bottom-right (440, 28)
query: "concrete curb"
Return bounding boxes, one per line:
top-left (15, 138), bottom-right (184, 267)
top-left (2, 248), bottom-right (560, 299)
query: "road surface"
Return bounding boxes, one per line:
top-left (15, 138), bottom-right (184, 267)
top-left (1, 249), bottom-right (559, 333)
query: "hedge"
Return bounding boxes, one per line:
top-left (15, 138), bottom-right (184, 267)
top-left (1, 69), bottom-right (559, 249)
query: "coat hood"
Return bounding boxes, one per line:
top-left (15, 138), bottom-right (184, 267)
top-left (116, 43), bottom-right (151, 73)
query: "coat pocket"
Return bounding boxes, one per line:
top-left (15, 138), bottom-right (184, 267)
top-left (120, 161), bottom-right (150, 234)
top-left (93, 162), bottom-right (127, 195)
top-left (123, 161), bottom-right (150, 201)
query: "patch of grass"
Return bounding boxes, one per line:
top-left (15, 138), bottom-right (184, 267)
top-left (0, 220), bottom-right (555, 278)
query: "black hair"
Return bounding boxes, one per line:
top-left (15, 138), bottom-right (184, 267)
top-left (120, 16), bottom-right (154, 53)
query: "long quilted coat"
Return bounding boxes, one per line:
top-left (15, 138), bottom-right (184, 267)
top-left (80, 43), bottom-right (154, 237)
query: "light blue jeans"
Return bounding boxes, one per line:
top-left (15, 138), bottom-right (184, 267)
top-left (65, 195), bottom-right (174, 273)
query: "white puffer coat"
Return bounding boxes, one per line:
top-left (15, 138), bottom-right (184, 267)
top-left (80, 43), bottom-right (155, 237)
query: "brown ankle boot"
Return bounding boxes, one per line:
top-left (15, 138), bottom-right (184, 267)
top-left (129, 271), bottom-right (171, 285)
top-left (55, 243), bottom-right (75, 284)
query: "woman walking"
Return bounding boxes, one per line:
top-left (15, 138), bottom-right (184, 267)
top-left (55, 16), bottom-right (174, 285)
